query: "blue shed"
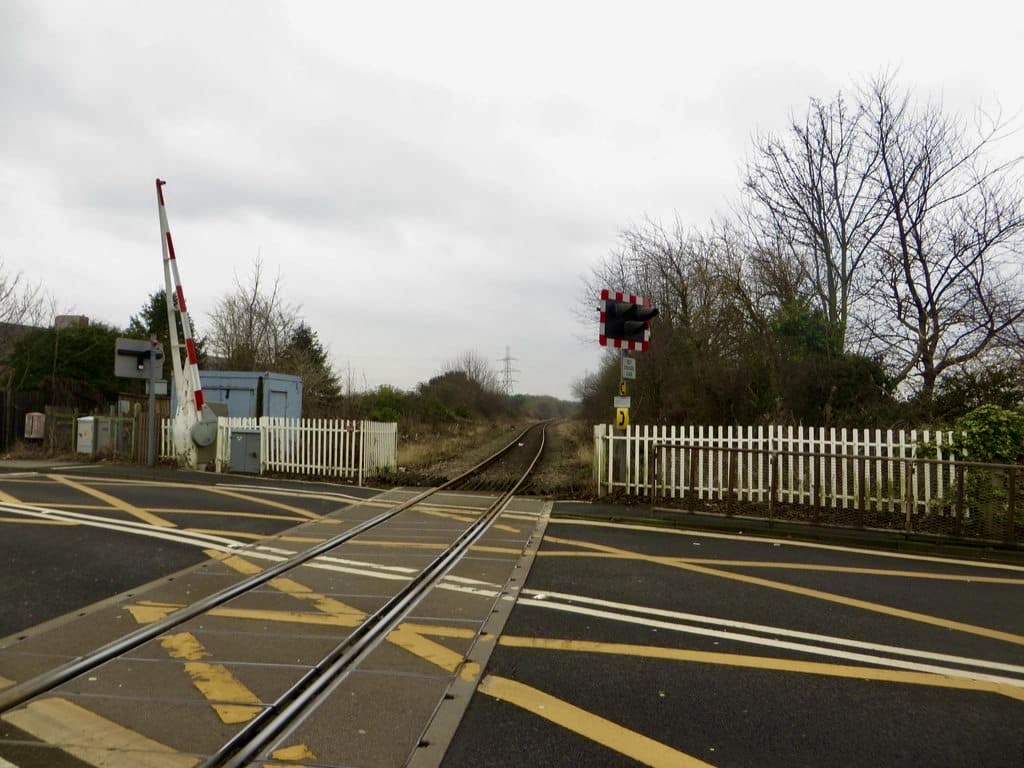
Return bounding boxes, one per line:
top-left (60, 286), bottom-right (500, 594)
top-left (174, 371), bottom-right (303, 419)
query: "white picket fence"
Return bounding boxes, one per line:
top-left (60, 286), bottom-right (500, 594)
top-left (163, 417), bottom-right (397, 484)
top-left (594, 424), bottom-right (958, 513)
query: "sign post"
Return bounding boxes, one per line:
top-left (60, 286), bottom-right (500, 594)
top-left (598, 289), bottom-right (658, 493)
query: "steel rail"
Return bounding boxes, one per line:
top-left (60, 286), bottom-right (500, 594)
top-left (206, 421), bottom-right (548, 767)
top-left (0, 422), bottom-right (540, 714)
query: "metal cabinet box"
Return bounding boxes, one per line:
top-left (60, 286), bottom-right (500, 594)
top-left (229, 429), bottom-right (261, 474)
top-left (76, 417), bottom-right (96, 454)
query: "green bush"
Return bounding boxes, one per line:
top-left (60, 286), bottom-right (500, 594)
top-left (952, 405), bottom-right (1024, 463)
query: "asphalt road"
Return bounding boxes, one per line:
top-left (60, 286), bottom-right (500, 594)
top-left (2, 467), bottom-right (1021, 767)
top-left (443, 504), bottom-right (1024, 768)
top-left (0, 464), bottom-right (380, 638)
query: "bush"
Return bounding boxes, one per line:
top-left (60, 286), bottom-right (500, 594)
top-left (952, 404), bottom-right (1024, 463)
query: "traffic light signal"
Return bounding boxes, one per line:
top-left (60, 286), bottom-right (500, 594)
top-left (599, 289), bottom-right (659, 351)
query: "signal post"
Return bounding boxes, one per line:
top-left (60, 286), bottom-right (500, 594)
top-left (598, 289), bottom-right (658, 486)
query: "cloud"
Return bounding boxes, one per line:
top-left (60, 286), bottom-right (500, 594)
top-left (2, 1), bottom-right (1022, 400)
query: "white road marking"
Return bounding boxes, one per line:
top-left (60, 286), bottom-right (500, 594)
top-left (520, 589), bottom-right (1024, 676)
top-left (236, 546), bottom-right (505, 594)
top-left (550, 517), bottom-right (1024, 573)
top-left (522, 597), bottom-right (1024, 686)
top-left (0, 502), bottom-right (244, 552)
top-left (214, 483), bottom-right (368, 502)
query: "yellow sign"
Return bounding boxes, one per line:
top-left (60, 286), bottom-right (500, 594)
top-left (615, 407), bottom-right (629, 430)
top-left (618, 381), bottom-right (628, 397)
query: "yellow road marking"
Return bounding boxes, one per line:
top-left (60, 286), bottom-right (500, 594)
top-left (0, 517), bottom-right (75, 525)
top-left (386, 624), bottom-right (480, 681)
top-left (340, 538), bottom-right (524, 556)
top-left (545, 535), bottom-right (1024, 646)
top-left (187, 528), bottom-right (328, 543)
top-left (537, 551), bottom-right (1024, 585)
top-left (155, 508), bottom-right (309, 522)
top-left (206, 551), bottom-right (264, 575)
top-left (414, 507), bottom-right (519, 533)
top-left (267, 576), bottom-right (365, 617)
top-left (401, 623), bottom-right (477, 640)
top-left (554, 517), bottom-right (1024, 573)
top-left (60, 476), bottom-right (368, 502)
top-left (182, 663), bottom-right (263, 724)
top-left (128, 601), bottom-right (365, 628)
top-left (160, 632), bottom-right (209, 661)
top-left (270, 744), bottom-right (317, 761)
top-left (499, 636), bottom-right (1024, 702)
top-left (478, 675), bottom-right (713, 768)
top-left (125, 601), bottom-right (183, 624)
top-left (202, 487), bottom-right (320, 520)
top-left (213, 552), bottom-right (367, 619)
top-left (0, 488), bottom-right (22, 503)
top-left (41, 503), bottom-right (310, 522)
top-left (0, 505), bottom-right (305, 525)
top-left (468, 544), bottom-right (524, 555)
top-left (417, 508), bottom-right (476, 524)
top-left (2, 697), bottom-right (200, 767)
top-left (151, 638), bottom-right (262, 729)
top-left (48, 474), bottom-right (174, 528)
top-left (160, 631), bottom-right (263, 724)
top-left (193, 530), bottom-right (324, 544)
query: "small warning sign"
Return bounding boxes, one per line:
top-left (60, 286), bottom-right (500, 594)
top-left (615, 407), bottom-right (629, 430)
top-left (621, 356), bottom-right (636, 380)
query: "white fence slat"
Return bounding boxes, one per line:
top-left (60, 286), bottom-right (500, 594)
top-left (592, 423), bottom-right (958, 514)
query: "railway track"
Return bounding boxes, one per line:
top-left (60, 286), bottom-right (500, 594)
top-left (0, 421), bottom-right (551, 767)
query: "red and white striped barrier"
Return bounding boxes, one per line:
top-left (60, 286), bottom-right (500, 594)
top-left (156, 178), bottom-right (206, 413)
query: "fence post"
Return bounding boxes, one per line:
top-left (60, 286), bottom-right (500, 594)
top-left (726, 448), bottom-right (737, 507)
top-left (954, 464), bottom-right (965, 537)
top-left (857, 456), bottom-right (866, 528)
top-left (1007, 467), bottom-right (1017, 544)
top-left (651, 444), bottom-right (659, 505)
top-left (904, 459), bottom-right (914, 533)
top-left (358, 420), bottom-right (366, 487)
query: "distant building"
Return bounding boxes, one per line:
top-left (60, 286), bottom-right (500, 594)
top-left (54, 315), bottom-right (89, 329)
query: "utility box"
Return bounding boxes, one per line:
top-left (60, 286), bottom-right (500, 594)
top-left (24, 412), bottom-right (45, 440)
top-left (94, 418), bottom-right (114, 453)
top-left (76, 416), bottom-right (129, 455)
top-left (229, 429), bottom-right (261, 474)
top-left (76, 417), bottom-right (96, 454)
top-left (174, 372), bottom-right (303, 419)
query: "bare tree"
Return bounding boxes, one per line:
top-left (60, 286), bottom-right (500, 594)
top-left (0, 258), bottom-right (54, 368)
top-left (743, 92), bottom-right (888, 354)
top-left (863, 78), bottom-right (1024, 396)
top-left (206, 256), bottom-right (299, 369)
top-left (0, 258), bottom-right (52, 327)
top-left (442, 349), bottom-right (501, 392)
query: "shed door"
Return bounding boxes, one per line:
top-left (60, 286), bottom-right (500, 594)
top-left (269, 389), bottom-right (288, 418)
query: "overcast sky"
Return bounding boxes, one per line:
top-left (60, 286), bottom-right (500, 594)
top-left (2, 2), bottom-right (1022, 400)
